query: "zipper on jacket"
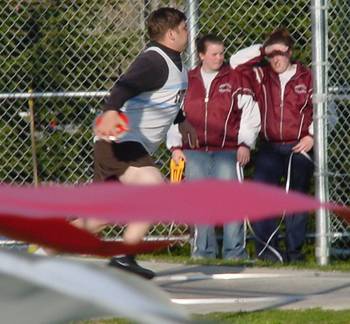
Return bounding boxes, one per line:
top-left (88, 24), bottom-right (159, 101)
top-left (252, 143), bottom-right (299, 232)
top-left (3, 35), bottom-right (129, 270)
top-left (201, 69), bottom-right (220, 151)
top-left (280, 98), bottom-right (284, 141)
top-left (204, 96), bottom-right (209, 151)
top-left (275, 75), bottom-right (284, 141)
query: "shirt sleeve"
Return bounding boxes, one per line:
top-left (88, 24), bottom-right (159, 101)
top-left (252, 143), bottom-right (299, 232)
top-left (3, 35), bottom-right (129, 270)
top-left (166, 124), bottom-right (183, 150)
top-left (103, 51), bottom-right (169, 111)
top-left (230, 44), bottom-right (264, 69)
top-left (236, 71), bottom-right (261, 148)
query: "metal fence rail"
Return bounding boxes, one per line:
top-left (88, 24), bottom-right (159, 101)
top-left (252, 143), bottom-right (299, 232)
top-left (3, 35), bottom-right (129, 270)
top-left (0, 1), bottom-right (349, 261)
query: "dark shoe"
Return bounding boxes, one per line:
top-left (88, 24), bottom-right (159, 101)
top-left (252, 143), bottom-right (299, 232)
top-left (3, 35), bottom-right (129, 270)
top-left (108, 255), bottom-right (155, 280)
top-left (286, 252), bottom-right (305, 263)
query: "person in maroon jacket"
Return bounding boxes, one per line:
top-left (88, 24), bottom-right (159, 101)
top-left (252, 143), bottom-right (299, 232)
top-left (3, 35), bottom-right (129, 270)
top-left (230, 28), bottom-right (314, 263)
top-left (168, 34), bottom-right (260, 259)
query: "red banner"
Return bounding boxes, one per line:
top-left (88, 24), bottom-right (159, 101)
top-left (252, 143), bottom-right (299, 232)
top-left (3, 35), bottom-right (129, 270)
top-left (0, 180), bottom-right (348, 256)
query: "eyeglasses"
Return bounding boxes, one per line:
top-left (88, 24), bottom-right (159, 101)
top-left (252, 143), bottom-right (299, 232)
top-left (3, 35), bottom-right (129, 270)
top-left (266, 50), bottom-right (290, 59)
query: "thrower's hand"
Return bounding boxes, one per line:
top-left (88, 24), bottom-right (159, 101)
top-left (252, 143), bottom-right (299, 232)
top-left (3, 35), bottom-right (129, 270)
top-left (94, 110), bottom-right (128, 141)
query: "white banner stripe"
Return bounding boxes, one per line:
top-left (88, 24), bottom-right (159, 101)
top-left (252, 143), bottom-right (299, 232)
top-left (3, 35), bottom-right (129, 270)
top-left (171, 296), bottom-right (299, 305)
top-left (156, 273), bottom-right (287, 282)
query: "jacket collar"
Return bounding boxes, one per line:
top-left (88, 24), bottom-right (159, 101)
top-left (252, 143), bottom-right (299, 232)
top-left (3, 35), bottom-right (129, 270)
top-left (189, 63), bottom-right (231, 80)
top-left (268, 61), bottom-right (309, 81)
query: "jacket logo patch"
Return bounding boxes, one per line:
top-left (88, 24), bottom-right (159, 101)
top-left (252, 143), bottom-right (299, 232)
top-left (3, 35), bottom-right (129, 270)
top-left (294, 84), bottom-right (307, 94)
top-left (218, 83), bottom-right (232, 93)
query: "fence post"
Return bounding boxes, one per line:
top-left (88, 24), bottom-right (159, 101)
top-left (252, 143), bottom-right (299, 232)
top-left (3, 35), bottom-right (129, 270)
top-left (28, 88), bottom-right (39, 187)
top-left (311, 0), bottom-right (330, 265)
top-left (186, 0), bottom-right (199, 68)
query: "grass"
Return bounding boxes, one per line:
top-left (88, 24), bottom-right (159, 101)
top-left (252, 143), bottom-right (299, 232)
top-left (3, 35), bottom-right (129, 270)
top-left (75, 309), bottom-right (350, 323)
top-left (139, 253), bottom-right (350, 272)
top-left (196, 309), bottom-right (350, 323)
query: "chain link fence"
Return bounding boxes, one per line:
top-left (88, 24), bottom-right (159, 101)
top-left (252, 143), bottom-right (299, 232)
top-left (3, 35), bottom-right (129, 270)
top-left (326, 0), bottom-right (350, 258)
top-left (0, 1), bottom-right (349, 257)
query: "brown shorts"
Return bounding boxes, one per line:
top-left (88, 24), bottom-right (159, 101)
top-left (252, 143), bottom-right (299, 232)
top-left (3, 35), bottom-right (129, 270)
top-left (93, 141), bottom-right (156, 182)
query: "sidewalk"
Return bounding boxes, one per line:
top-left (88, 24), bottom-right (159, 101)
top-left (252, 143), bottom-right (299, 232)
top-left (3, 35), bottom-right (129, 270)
top-left (141, 260), bottom-right (350, 314)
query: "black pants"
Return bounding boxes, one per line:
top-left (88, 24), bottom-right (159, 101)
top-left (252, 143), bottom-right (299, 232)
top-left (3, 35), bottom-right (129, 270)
top-left (252, 142), bottom-right (314, 261)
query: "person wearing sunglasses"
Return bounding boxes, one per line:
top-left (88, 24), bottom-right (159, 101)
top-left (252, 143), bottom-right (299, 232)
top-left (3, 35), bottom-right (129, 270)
top-left (230, 28), bottom-right (314, 263)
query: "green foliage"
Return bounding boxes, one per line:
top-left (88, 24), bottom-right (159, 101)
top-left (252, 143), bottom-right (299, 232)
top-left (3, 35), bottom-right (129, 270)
top-left (198, 0), bottom-right (311, 65)
top-left (0, 115), bottom-right (33, 183)
top-left (0, 1), bottom-right (145, 183)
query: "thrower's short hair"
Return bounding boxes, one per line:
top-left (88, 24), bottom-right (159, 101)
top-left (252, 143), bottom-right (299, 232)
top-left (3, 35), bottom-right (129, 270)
top-left (147, 7), bottom-right (186, 41)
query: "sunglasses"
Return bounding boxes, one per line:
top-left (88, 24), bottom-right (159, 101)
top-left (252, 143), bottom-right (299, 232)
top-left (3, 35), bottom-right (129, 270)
top-left (266, 50), bottom-right (290, 59)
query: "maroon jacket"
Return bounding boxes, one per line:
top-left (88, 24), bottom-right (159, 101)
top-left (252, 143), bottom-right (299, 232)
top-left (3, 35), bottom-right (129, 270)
top-left (183, 64), bottom-right (256, 151)
top-left (231, 46), bottom-right (313, 143)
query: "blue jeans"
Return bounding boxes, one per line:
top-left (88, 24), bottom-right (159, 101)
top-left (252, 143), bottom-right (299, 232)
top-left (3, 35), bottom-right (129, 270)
top-left (184, 150), bottom-right (247, 259)
top-left (252, 142), bottom-right (314, 261)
